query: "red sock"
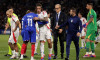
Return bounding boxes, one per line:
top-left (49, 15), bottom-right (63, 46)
top-left (21, 43), bottom-right (26, 55)
top-left (31, 44), bottom-right (35, 57)
top-left (24, 45), bottom-right (27, 54)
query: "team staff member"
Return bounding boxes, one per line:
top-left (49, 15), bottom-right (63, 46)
top-left (51, 4), bottom-right (66, 59)
top-left (56, 8), bottom-right (82, 60)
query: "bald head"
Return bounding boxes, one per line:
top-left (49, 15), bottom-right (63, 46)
top-left (55, 4), bottom-right (61, 13)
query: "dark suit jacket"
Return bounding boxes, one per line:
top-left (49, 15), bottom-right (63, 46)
top-left (51, 11), bottom-right (67, 33)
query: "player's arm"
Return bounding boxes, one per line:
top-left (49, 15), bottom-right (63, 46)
top-left (18, 21), bottom-right (21, 34)
top-left (87, 16), bottom-right (93, 24)
top-left (4, 22), bottom-right (10, 34)
top-left (79, 19), bottom-right (82, 33)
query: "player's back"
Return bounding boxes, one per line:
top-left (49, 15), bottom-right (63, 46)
top-left (21, 15), bottom-right (26, 30)
top-left (25, 13), bottom-right (38, 31)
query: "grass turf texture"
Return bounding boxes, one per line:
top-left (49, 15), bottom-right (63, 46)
top-left (0, 35), bottom-right (100, 60)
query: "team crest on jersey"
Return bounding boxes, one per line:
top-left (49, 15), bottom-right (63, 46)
top-left (71, 20), bottom-right (73, 23)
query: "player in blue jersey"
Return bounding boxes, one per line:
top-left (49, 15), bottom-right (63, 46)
top-left (19, 10), bottom-right (38, 60)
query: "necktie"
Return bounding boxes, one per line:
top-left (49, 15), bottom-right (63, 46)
top-left (56, 14), bottom-right (59, 22)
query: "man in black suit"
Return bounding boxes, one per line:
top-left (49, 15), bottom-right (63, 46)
top-left (51, 4), bottom-right (66, 59)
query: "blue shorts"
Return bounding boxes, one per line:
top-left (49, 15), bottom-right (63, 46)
top-left (21, 30), bottom-right (25, 41)
top-left (24, 30), bottom-right (36, 43)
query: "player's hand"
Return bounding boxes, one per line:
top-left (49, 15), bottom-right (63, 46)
top-left (4, 30), bottom-right (6, 34)
top-left (84, 28), bottom-right (87, 32)
top-left (12, 29), bottom-right (16, 32)
top-left (59, 29), bottom-right (63, 33)
top-left (33, 17), bottom-right (39, 20)
top-left (55, 25), bottom-right (60, 29)
top-left (77, 32), bottom-right (80, 37)
top-left (19, 30), bottom-right (21, 34)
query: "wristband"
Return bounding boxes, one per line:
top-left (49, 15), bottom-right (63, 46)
top-left (86, 23), bottom-right (88, 25)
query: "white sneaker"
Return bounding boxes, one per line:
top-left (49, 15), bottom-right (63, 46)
top-left (10, 55), bottom-right (16, 59)
top-left (89, 51), bottom-right (92, 55)
top-left (31, 57), bottom-right (35, 60)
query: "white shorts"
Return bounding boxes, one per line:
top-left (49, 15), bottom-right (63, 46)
top-left (36, 33), bottom-right (39, 40)
top-left (39, 29), bottom-right (51, 41)
top-left (8, 29), bottom-right (19, 44)
top-left (81, 28), bottom-right (86, 37)
top-left (95, 34), bottom-right (100, 42)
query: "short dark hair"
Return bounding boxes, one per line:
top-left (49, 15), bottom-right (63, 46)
top-left (70, 7), bottom-right (76, 13)
top-left (36, 3), bottom-right (42, 8)
top-left (78, 11), bottom-right (83, 16)
top-left (87, 3), bottom-right (93, 7)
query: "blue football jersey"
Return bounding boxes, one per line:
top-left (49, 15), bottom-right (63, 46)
top-left (24, 13), bottom-right (38, 31)
top-left (21, 15), bottom-right (26, 30)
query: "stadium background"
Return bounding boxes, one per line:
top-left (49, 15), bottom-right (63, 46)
top-left (0, 0), bottom-right (100, 60)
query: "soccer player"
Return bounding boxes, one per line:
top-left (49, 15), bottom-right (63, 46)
top-left (4, 8), bottom-right (21, 57)
top-left (55, 8), bottom-right (82, 60)
top-left (19, 10), bottom-right (38, 60)
top-left (34, 3), bottom-right (52, 60)
top-left (83, 3), bottom-right (97, 58)
top-left (78, 12), bottom-right (87, 49)
top-left (95, 19), bottom-right (100, 47)
top-left (5, 10), bottom-right (21, 59)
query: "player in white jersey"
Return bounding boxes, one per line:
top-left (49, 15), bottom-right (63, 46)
top-left (95, 19), bottom-right (100, 47)
top-left (78, 12), bottom-right (87, 49)
top-left (6, 10), bottom-right (21, 59)
top-left (34, 3), bottom-right (52, 60)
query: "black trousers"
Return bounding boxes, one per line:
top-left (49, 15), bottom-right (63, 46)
top-left (53, 31), bottom-right (64, 56)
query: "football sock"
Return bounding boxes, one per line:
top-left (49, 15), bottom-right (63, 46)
top-left (86, 42), bottom-right (90, 52)
top-left (91, 42), bottom-right (95, 53)
top-left (31, 44), bottom-right (35, 57)
top-left (21, 43), bottom-right (26, 55)
top-left (35, 39), bottom-right (39, 53)
top-left (8, 46), bottom-right (12, 55)
top-left (40, 43), bottom-right (44, 57)
top-left (49, 48), bottom-right (52, 55)
top-left (81, 39), bottom-right (84, 47)
top-left (17, 43), bottom-right (21, 51)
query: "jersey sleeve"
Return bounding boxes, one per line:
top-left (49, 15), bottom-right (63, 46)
top-left (84, 18), bottom-right (87, 23)
top-left (42, 11), bottom-right (48, 17)
top-left (12, 16), bottom-right (19, 22)
top-left (89, 10), bottom-right (94, 18)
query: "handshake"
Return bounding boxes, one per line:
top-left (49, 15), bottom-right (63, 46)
top-left (55, 25), bottom-right (60, 29)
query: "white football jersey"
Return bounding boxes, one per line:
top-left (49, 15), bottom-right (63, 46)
top-left (80, 17), bottom-right (87, 25)
top-left (10, 15), bottom-right (19, 31)
top-left (38, 11), bottom-right (48, 19)
top-left (38, 11), bottom-right (48, 32)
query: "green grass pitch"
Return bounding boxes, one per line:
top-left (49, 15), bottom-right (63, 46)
top-left (0, 35), bottom-right (100, 60)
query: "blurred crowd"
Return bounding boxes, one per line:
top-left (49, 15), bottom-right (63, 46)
top-left (0, 0), bottom-right (100, 29)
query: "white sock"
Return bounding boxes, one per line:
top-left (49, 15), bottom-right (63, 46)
top-left (94, 44), bottom-right (97, 48)
top-left (49, 48), bottom-right (52, 54)
top-left (81, 39), bottom-right (84, 47)
top-left (40, 43), bottom-right (44, 57)
top-left (12, 50), bottom-right (15, 55)
top-left (35, 39), bottom-right (39, 53)
top-left (15, 52), bottom-right (19, 57)
top-left (86, 52), bottom-right (89, 55)
top-left (20, 55), bottom-right (23, 59)
top-left (92, 53), bottom-right (95, 55)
